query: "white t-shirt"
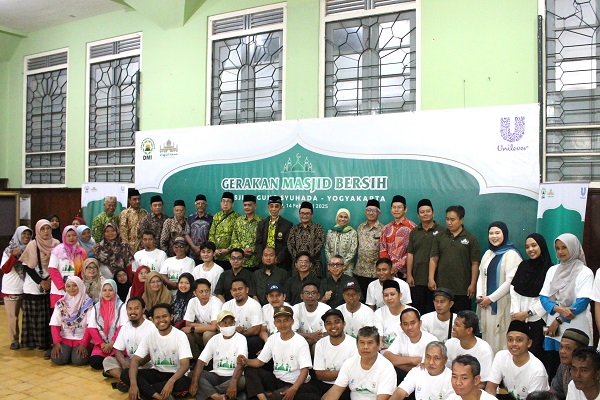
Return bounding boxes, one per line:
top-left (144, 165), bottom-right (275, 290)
top-left (113, 318), bottom-right (156, 364)
top-left (262, 302), bottom-right (299, 335)
top-left (366, 278), bottom-right (412, 308)
top-left (258, 332), bottom-right (312, 384)
top-left (199, 332), bottom-right (248, 377)
top-left (192, 263), bottom-right (224, 295)
top-left (336, 303), bottom-right (375, 339)
top-left (134, 327), bottom-right (192, 373)
top-left (160, 256), bottom-right (195, 294)
top-left (132, 249), bottom-right (167, 273)
top-left (183, 296), bottom-right (222, 324)
top-left (335, 354), bottom-right (397, 399)
top-left (48, 253), bottom-right (77, 297)
top-left (1, 252), bottom-right (24, 294)
top-left (293, 302), bottom-right (331, 333)
top-left (399, 367), bottom-right (455, 400)
top-left (421, 311), bottom-right (457, 342)
top-left (445, 337), bottom-right (494, 382)
top-left (222, 297), bottom-right (264, 329)
top-left (386, 330), bottom-right (438, 361)
top-left (373, 305), bottom-right (416, 348)
top-left (567, 380), bottom-right (600, 400)
top-left (446, 390), bottom-right (497, 400)
top-left (489, 350), bottom-right (549, 398)
top-left (50, 305), bottom-right (91, 341)
top-left (314, 334), bottom-right (358, 384)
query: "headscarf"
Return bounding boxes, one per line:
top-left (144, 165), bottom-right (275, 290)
top-left (54, 276), bottom-right (94, 336)
top-left (20, 219), bottom-right (60, 273)
top-left (114, 268), bottom-right (131, 303)
top-left (82, 258), bottom-right (103, 302)
top-left (548, 233), bottom-right (587, 306)
top-left (331, 208), bottom-right (353, 233)
top-left (51, 225), bottom-right (88, 277)
top-left (485, 221), bottom-right (519, 314)
top-left (3, 226), bottom-right (32, 258)
top-left (142, 271), bottom-right (172, 312)
top-left (95, 279), bottom-right (123, 342)
top-left (171, 272), bottom-right (195, 326)
top-left (92, 222), bottom-right (134, 275)
top-left (77, 225), bottom-right (95, 255)
top-left (72, 217), bottom-right (86, 226)
top-left (130, 266), bottom-right (150, 298)
top-left (47, 214), bottom-right (62, 243)
top-left (511, 233), bottom-right (553, 297)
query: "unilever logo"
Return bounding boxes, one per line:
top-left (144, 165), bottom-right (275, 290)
top-left (498, 116), bottom-right (528, 152)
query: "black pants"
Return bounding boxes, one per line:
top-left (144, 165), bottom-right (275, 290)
top-left (410, 285), bottom-right (434, 315)
top-left (527, 319), bottom-right (546, 365)
top-left (246, 335), bottom-right (265, 359)
top-left (244, 367), bottom-right (321, 399)
top-left (120, 368), bottom-right (191, 400)
top-left (354, 275), bottom-right (377, 298)
top-left (312, 379), bottom-right (351, 400)
top-left (451, 295), bottom-right (473, 313)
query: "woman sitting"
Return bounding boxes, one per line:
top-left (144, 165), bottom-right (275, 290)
top-left (142, 271), bottom-right (172, 316)
top-left (114, 268), bottom-right (131, 303)
top-left (49, 276), bottom-right (94, 365)
top-left (87, 279), bottom-right (126, 370)
top-left (172, 272), bottom-right (195, 329)
top-left (128, 265), bottom-right (150, 300)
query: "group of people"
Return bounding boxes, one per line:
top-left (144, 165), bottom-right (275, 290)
top-left (1, 188), bottom-right (599, 400)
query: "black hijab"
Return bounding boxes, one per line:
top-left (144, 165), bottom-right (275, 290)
top-left (113, 268), bottom-right (131, 303)
top-left (511, 233), bottom-right (553, 297)
top-left (47, 214), bottom-right (62, 243)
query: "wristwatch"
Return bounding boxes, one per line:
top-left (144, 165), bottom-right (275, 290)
top-left (527, 310), bottom-right (534, 317)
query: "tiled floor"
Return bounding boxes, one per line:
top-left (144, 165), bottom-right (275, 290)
top-left (0, 304), bottom-right (125, 399)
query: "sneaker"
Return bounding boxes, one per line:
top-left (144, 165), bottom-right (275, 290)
top-left (10, 341), bottom-right (20, 350)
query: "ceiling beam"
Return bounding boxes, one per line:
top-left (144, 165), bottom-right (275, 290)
top-left (122, 0), bottom-right (206, 30)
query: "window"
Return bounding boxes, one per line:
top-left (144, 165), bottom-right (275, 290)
top-left (208, 5), bottom-right (285, 125)
top-left (24, 50), bottom-right (68, 186)
top-left (87, 34), bottom-right (141, 183)
top-left (323, 0), bottom-right (416, 117)
top-left (545, 0), bottom-right (600, 182)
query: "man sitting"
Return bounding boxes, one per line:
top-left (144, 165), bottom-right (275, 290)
top-left (551, 328), bottom-right (590, 400)
top-left (336, 280), bottom-right (374, 338)
top-left (446, 355), bottom-right (496, 400)
top-left (293, 282), bottom-right (331, 347)
top-left (566, 347), bottom-right (600, 400)
top-left (420, 288), bottom-right (456, 342)
top-left (366, 257), bottom-right (411, 310)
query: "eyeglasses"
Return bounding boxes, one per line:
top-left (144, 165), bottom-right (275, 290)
top-left (328, 263), bottom-right (345, 268)
top-left (296, 260), bottom-right (310, 265)
top-left (299, 212), bottom-right (312, 216)
top-left (303, 291), bottom-right (318, 296)
top-left (365, 208), bottom-right (380, 214)
top-left (230, 256), bottom-right (243, 261)
top-left (173, 244), bottom-right (186, 248)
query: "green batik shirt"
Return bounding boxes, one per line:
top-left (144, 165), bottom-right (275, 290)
top-left (267, 218), bottom-right (278, 248)
top-left (230, 214), bottom-right (263, 268)
top-left (208, 210), bottom-right (240, 262)
top-left (91, 212), bottom-right (120, 243)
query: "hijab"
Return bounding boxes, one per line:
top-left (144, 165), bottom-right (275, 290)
top-left (95, 279), bottom-right (123, 342)
top-left (171, 272), bottom-right (195, 325)
top-left (72, 217), bottom-right (86, 226)
top-left (47, 214), bottom-right (62, 242)
top-left (130, 266), bottom-right (150, 298)
top-left (82, 258), bottom-right (103, 302)
top-left (142, 271), bottom-right (172, 312)
top-left (331, 208), bottom-right (353, 233)
top-left (511, 233), bottom-right (553, 297)
top-left (548, 233), bottom-right (587, 306)
top-left (93, 222), bottom-right (134, 275)
top-left (54, 276), bottom-right (94, 335)
top-left (51, 225), bottom-right (88, 276)
top-left (485, 221), bottom-right (519, 314)
top-left (113, 268), bottom-right (131, 303)
top-left (20, 219), bottom-right (60, 272)
top-left (3, 226), bottom-right (32, 258)
top-left (77, 225), bottom-right (95, 256)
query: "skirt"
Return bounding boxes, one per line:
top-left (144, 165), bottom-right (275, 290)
top-left (22, 293), bottom-right (52, 350)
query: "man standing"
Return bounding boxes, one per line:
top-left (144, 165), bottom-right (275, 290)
top-left (421, 288), bottom-right (457, 342)
top-left (285, 251), bottom-right (321, 305)
top-left (320, 255), bottom-right (361, 309)
top-left (209, 191), bottom-right (240, 271)
top-left (407, 198), bottom-right (441, 314)
top-left (322, 326), bottom-right (397, 400)
top-left (132, 230), bottom-right (168, 273)
top-left (253, 247), bottom-right (290, 306)
top-left (486, 320), bottom-right (549, 398)
top-left (551, 329), bottom-right (590, 400)
top-left (354, 199), bottom-right (384, 295)
top-left (231, 194), bottom-right (263, 271)
top-left (119, 189), bottom-right (148, 254)
top-left (256, 195), bottom-right (293, 271)
top-left (91, 196), bottom-right (119, 242)
top-left (160, 199), bottom-right (192, 257)
top-left (447, 355), bottom-right (496, 400)
top-left (214, 248), bottom-right (257, 303)
top-left (429, 205), bottom-right (480, 312)
top-left (336, 280), bottom-right (374, 339)
top-left (313, 309), bottom-right (358, 399)
top-left (122, 303), bottom-right (192, 400)
top-left (187, 194), bottom-right (213, 263)
top-left (139, 195), bottom-right (167, 248)
top-left (379, 195), bottom-right (416, 279)
top-left (288, 201), bottom-right (325, 277)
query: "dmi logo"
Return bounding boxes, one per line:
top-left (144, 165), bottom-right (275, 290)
top-left (141, 138), bottom-right (155, 160)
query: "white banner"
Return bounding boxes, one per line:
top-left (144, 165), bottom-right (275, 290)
top-left (81, 182), bottom-right (129, 208)
top-left (135, 103), bottom-right (540, 199)
top-left (537, 182), bottom-right (589, 221)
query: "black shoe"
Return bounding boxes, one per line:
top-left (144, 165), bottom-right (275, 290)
top-left (10, 341), bottom-right (20, 350)
top-left (115, 381), bottom-right (129, 393)
top-left (102, 371), bottom-right (111, 378)
top-left (43, 349), bottom-right (52, 360)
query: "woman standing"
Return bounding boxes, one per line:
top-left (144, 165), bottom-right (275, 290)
top-left (324, 208), bottom-right (358, 276)
top-left (171, 272), bottom-right (195, 328)
top-left (20, 219), bottom-right (59, 353)
top-left (49, 276), bottom-right (94, 365)
top-left (476, 221), bottom-right (522, 354)
top-left (82, 258), bottom-right (104, 302)
top-left (48, 214), bottom-right (62, 243)
top-left (92, 222), bottom-right (134, 279)
top-left (540, 233), bottom-right (593, 379)
top-left (1, 226), bottom-right (33, 350)
top-left (510, 233), bottom-right (552, 363)
top-left (48, 225), bottom-right (88, 307)
top-left (77, 225), bottom-right (95, 257)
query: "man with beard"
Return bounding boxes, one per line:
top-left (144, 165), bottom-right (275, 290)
top-left (122, 303), bottom-right (192, 400)
top-left (313, 309), bottom-right (358, 399)
top-left (253, 247), bottom-right (289, 306)
top-left (256, 195), bottom-right (293, 272)
top-left (187, 194), bottom-right (213, 264)
top-left (103, 297), bottom-right (156, 381)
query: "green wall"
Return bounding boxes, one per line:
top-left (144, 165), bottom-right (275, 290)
top-left (0, 0), bottom-right (538, 188)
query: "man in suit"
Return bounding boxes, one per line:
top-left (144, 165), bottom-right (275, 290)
top-left (256, 195), bottom-right (293, 272)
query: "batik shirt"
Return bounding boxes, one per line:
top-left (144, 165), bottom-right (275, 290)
top-left (231, 214), bottom-right (263, 268)
top-left (208, 211), bottom-right (239, 263)
top-left (92, 212), bottom-right (120, 243)
top-left (119, 207), bottom-right (148, 253)
top-left (139, 212), bottom-right (168, 248)
top-left (287, 222), bottom-right (325, 277)
top-left (355, 221), bottom-right (384, 278)
top-left (187, 213), bottom-right (213, 248)
top-left (160, 218), bottom-right (190, 257)
top-left (379, 218), bottom-right (417, 279)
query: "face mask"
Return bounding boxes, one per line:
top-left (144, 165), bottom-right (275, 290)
top-left (220, 325), bottom-right (236, 337)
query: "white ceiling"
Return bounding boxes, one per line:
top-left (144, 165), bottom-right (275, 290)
top-left (0, 0), bottom-right (127, 34)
